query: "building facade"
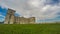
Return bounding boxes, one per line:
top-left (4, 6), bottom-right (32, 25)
top-left (4, 8), bottom-right (35, 24)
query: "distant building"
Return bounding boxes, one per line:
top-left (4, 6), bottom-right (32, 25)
top-left (4, 8), bottom-right (35, 24)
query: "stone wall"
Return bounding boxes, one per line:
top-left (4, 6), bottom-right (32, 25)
top-left (14, 17), bottom-right (35, 24)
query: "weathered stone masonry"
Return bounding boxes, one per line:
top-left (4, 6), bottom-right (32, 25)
top-left (4, 8), bottom-right (35, 24)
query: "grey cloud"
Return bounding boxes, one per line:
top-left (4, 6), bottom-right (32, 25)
top-left (0, 0), bottom-right (60, 22)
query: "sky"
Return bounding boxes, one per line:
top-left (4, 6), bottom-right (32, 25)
top-left (0, 0), bottom-right (60, 23)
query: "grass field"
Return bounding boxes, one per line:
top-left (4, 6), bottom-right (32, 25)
top-left (0, 24), bottom-right (60, 34)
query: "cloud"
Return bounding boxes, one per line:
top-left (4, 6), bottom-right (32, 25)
top-left (0, 15), bottom-right (5, 18)
top-left (0, 14), bottom-right (5, 22)
top-left (0, 0), bottom-right (60, 22)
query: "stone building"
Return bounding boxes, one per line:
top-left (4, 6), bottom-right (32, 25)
top-left (4, 8), bottom-right (35, 24)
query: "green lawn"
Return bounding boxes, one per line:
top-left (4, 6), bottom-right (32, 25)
top-left (0, 24), bottom-right (60, 34)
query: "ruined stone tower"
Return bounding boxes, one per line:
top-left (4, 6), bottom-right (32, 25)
top-left (4, 8), bottom-right (15, 24)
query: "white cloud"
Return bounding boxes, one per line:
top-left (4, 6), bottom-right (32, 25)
top-left (0, 14), bottom-right (5, 18)
top-left (0, 0), bottom-right (60, 22)
top-left (0, 14), bottom-right (5, 22)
